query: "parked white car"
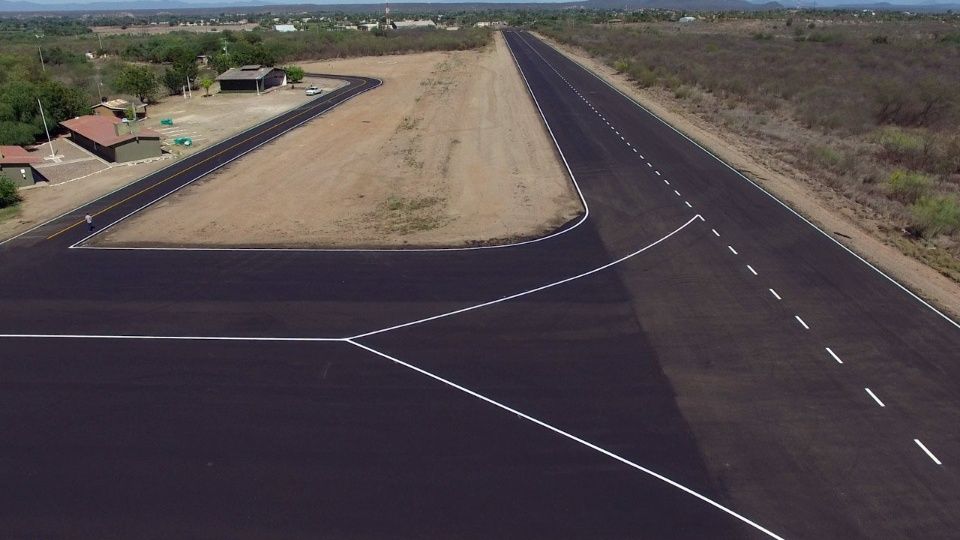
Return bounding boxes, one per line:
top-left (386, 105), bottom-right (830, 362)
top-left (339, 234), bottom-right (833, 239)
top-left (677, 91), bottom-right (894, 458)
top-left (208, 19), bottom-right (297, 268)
top-left (305, 86), bottom-right (322, 96)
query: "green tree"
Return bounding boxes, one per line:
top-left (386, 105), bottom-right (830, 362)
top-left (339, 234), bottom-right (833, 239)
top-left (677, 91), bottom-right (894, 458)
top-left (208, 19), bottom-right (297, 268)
top-left (199, 75), bottom-right (214, 96)
top-left (284, 65), bottom-right (304, 88)
top-left (0, 174), bottom-right (22, 208)
top-left (0, 121), bottom-right (39, 146)
top-left (114, 64), bottom-right (159, 104)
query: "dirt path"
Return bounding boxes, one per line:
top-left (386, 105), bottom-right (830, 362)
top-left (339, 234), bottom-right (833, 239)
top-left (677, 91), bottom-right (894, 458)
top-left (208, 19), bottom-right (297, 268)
top-left (98, 33), bottom-right (582, 248)
top-left (534, 32), bottom-right (960, 320)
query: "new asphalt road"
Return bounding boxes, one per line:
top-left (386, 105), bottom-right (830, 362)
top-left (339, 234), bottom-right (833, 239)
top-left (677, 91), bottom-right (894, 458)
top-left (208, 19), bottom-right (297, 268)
top-left (1, 32), bottom-right (958, 538)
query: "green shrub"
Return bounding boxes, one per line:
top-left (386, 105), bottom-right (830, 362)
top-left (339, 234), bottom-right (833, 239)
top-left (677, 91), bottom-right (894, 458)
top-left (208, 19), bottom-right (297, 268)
top-left (888, 169), bottom-right (934, 203)
top-left (909, 196), bottom-right (960, 238)
top-left (612, 57), bottom-right (631, 73)
top-left (752, 32), bottom-right (773, 41)
top-left (808, 144), bottom-right (843, 168)
top-left (0, 175), bottom-right (22, 208)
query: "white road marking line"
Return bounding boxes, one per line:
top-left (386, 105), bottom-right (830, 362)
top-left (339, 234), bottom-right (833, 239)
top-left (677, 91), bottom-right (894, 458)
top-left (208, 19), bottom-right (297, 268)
top-left (663, 179), bottom-right (670, 185)
top-left (350, 215), bottom-right (702, 339)
top-left (825, 347), bottom-right (843, 364)
top-left (728, 245), bottom-right (738, 255)
top-left (673, 190), bottom-right (681, 197)
top-left (626, 142), bottom-right (631, 146)
top-left (712, 229), bottom-right (720, 237)
top-left (615, 131), bottom-right (620, 135)
top-left (914, 439), bottom-right (942, 465)
top-left (864, 388), bottom-right (885, 407)
top-left (632, 148), bottom-right (638, 153)
top-left (620, 136), bottom-right (625, 140)
top-left (654, 170), bottom-right (660, 175)
top-left (685, 201), bottom-right (692, 208)
top-left (348, 338), bottom-right (786, 540)
top-left (647, 162), bottom-right (653, 168)
top-left (547, 33), bottom-right (960, 331)
top-left (697, 215), bottom-right (705, 222)
top-left (769, 288), bottom-right (782, 300)
top-left (795, 315), bottom-right (810, 330)
top-left (747, 265), bottom-right (757, 275)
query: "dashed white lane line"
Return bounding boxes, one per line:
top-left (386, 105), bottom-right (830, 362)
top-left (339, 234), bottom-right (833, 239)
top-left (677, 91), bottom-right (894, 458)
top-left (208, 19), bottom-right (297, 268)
top-left (712, 229), bottom-right (720, 237)
top-left (769, 288), bottom-right (782, 300)
top-left (747, 265), bottom-right (758, 276)
top-left (795, 315), bottom-right (810, 330)
top-left (647, 162), bottom-right (653, 168)
top-left (654, 170), bottom-right (661, 175)
top-left (620, 136), bottom-right (625, 141)
top-left (914, 439), bottom-right (943, 465)
top-left (685, 201), bottom-right (692, 208)
top-left (632, 148), bottom-right (638, 153)
top-left (825, 347), bottom-right (843, 364)
top-left (626, 142), bottom-right (631, 146)
top-left (865, 388), bottom-right (886, 407)
top-left (727, 245), bottom-right (738, 255)
top-left (663, 179), bottom-right (670, 185)
top-left (615, 130), bottom-right (620, 135)
top-left (639, 154), bottom-right (645, 159)
top-left (673, 190), bottom-right (681, 197)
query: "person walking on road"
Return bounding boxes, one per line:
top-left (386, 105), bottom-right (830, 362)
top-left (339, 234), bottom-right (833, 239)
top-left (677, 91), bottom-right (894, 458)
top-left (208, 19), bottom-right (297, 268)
top-left (85, 214), bottom-right (94, 231)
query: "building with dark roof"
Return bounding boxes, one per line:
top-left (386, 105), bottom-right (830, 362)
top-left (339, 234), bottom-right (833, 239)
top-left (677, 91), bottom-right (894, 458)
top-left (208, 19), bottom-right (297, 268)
top-left (0, 145), bottom-right (42, 187)
top-left (60, 116), bottom-right (162, 163)
top-left (216, 65), bottom-right (287, 93)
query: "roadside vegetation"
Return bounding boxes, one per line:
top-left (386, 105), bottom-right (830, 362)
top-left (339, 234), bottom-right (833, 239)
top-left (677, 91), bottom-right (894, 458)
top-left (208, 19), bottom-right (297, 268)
top-left (0, 175), bottom-right (23, 221)
top-left (0, 16), bottom-right (491, 147)
top-left (536, 13), bottom-right (960, 280)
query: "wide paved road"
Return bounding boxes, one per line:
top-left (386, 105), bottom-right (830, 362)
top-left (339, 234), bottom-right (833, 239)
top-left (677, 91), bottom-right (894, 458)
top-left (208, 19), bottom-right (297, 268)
top-left (0, 32), bottom-right (957, 538)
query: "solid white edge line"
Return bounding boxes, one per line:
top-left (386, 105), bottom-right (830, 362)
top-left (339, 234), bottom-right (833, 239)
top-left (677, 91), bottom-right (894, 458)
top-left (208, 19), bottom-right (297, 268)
top-left (0, 77), bottom-right (367, 248)
top-left (770, 288), bottom-right (782, 300)
top-left (825, 347), bottom-right (843, 364)
top-left (530, 31), bottom-right (960, 331)
top-left (347, 337), bottom-right (785, 540)
top-left (350, 214), bottom-right (701, 339)
top-left (913, 439), bottom-right (943, 465)
top-left (75, 33), bottom-right (592, 254)
top-left (67, 82), bottom-right (381, 248)
top-left (864, 388), bottom-right (885, 407)
top-left (795, 315), bottom-right (810, 330)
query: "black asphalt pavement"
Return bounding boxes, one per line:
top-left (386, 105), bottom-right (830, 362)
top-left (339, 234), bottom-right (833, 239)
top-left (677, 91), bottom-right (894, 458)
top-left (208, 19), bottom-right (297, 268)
top-left (1, 32), bottom-right (959, 538)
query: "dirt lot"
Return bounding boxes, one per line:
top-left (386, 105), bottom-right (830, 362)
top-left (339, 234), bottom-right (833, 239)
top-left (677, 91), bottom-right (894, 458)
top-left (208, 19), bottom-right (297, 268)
top-left (535, 32), bottom-right (960, 319)
top-left (0, 77), bottom-right (344, 242)
top-left (91, 23), bottom-right (260, 36)
top-left (97, 32), bottom-right (581, 248)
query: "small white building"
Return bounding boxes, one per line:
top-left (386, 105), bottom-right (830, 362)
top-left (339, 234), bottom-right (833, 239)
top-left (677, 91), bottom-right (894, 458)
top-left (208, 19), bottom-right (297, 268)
top-left (274, 24), bottom-right (297, 32)
top-left (393, 19), bottom-right (436, 30)
top-left (678, 16), bottom-right (697, 23)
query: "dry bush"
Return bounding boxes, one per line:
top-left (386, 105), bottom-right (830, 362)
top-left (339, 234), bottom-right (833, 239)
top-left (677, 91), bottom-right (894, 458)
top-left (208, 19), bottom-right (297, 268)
top-left (909, 196), bottom-right (960, 239)
top-left (888, 169), bottom-right (934, 204)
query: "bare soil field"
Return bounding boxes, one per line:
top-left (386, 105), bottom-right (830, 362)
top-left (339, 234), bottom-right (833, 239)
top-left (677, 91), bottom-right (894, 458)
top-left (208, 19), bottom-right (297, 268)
top-left (0, 77), bottom-right (344, 242)
top-left (91, 24), bottom-right (260, 36)
top-left (535, 31), bottom-right (960, 319)
top-left (97, 32), bottom-right (581, 248)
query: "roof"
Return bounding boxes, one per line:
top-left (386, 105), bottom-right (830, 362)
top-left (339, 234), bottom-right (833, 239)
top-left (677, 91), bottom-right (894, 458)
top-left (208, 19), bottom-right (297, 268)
top-left (217, 66), bottom-right (279, 81)
top-left (274, 24), bottom-right (296, 32)
top-left (60, 115), bottom-right (161, 147)
top-left (91, 98), bottom-right (146, 112)
top-left (0, 145), bottom-right (42, 165)
top-left (394, 20), bottom-right (436, 28)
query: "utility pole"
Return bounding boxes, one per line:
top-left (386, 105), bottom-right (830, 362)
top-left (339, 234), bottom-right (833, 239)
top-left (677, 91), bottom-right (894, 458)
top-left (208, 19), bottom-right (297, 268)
top-left (38, 47), bottom-right (45, 72)
top-left (97, 32), bottom-right (103, 51)
top-left (37, 98), bottom-right (55, 158)
top-left (186, 75), bottom-right (192, 98)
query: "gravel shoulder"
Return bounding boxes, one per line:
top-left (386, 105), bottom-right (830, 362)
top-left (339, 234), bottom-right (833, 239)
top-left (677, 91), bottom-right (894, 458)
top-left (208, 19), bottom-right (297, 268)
top-left (96, 33), bottom-right (582, 249)
top-left (534, 32), bottom-right (960, 320)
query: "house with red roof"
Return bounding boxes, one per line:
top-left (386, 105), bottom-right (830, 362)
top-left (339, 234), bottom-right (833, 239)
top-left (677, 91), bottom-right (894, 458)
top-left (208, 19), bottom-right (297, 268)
top-left (0, 145), bottom-right (43, 187)
top-left (60, 115), bottom-right (162, 163)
